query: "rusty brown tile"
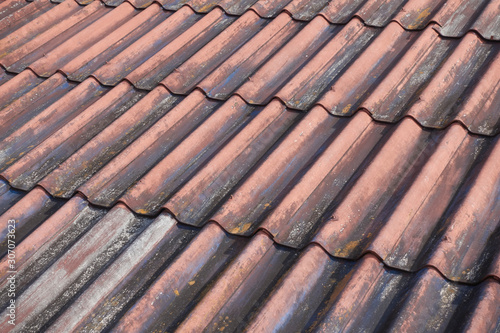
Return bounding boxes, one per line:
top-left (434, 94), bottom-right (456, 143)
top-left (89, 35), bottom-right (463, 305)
top-left (126, 0), bottom-right (155, 8)
top-left (195, 12), bottom-right (304, 100)
top-left (161, 10), bottom-right (271, 94)
top-left (103, 0), bottom-right (127, 6)
top-left (321, 25), bottom-right (454, 118)
top-left (62, 3), bottom-right (171, 82)
top-left (433, 0), bottom-right (494, 38)
top-left (0, 77), bottom-right (106, 172)
top-left (0, 0), bottom-right (111, 73)
top-left (310, 122), bottom-right (496, 279)
top-left (233, 15), bottom-right (337, 104)
top-left (0, 69), bottom-right (45, 109)
top-left (47, 210), bottom-right (198, 332)
top-left (0, 192), bottom-right (496, 332)
top-left (404, 32), bottom-right (499, 132)
top-left (470, 0), bottom-right (500, 40)
top-left (0, 2), bottom-right (498, 330)
top-left (175, 232), bottom-right (290, 333)
top-left (0, 187), bottom-right (64, 259)
top-left (0, 202), bottom-right (152, 331)
top-left (393, 0), bottom-right (448, 29)
top-left (0, 67), bottom-right (15, 87)
top-left (241, 248), bottom-right (499, 333)
top-left (79, 90), bottom-right (220, 206)
top-left (259, 112), bottom-right (385, 245)
top-left (425, 135), bottom-right (500, 282)
top-left (2, 81), bottom-right (145, 191)
top-left (319, 28), bottom-right (500, 135)
top-left (128, 7), bottom-right (236, 90)
top-left (0, 179), bottom-right (25, 216)
top-left (38, 85), bottom-right (179, 198)
top-left (0, 0), bottom-right (29, 22)
top-left (157, 0), bottom-right (261, 15)
top-left (28, 2), bottom-right (139, 77)
top-left (317, 22), bottom-right (419, 116)
top-left (0, 0), bottom-right (82, 62)
top-left (203, 106), bottom-right (334, 230)
top-left (0, 1), bottom-right (497, 135)
top-left (92, 5), bottom-right (200, 86)
top-left (275, 18), bottom-right (378, 110)
top-left (166, 99), bottom-right (301, 225)
top-left (250, 0), bottom-right (292, 17)
top-left (120, 95), bottom-right (256, 213)
top-left (0, 72), bottom-right (75, 149)
top-left (0, 77), bottom-right (497, 283)
top-left (111, 222), bottom-right (247, 333)
top-left (0, 195), bottom-right (105, 310)
top-left (0, 0), bottom-right (55, 40)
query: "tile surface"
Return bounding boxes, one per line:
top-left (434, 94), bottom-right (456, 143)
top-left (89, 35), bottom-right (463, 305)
top-left (0, 0), bottom-right (498, 332)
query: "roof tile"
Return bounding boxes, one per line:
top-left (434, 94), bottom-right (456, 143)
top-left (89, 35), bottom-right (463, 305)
top-left (92, 6), bottom-right (199, 86)
top-left (0, 1), bottom-right (498, 330)
top-left (62, 2), bottom-right (171, 82)
top-left (0, 0), bottom-right (55, 40)
top-left (1, 2), bottom-right (498, 134)
top-left (0, 79), bottom-right (497, 282)
top-left (128, 7), bottom-right (236, 90)
top-left (0, 192), bottom-right (497, 331)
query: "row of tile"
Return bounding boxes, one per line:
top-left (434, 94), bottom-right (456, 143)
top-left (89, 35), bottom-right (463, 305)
top-left (17, 0), bottom-right (500, 40)
top-left (0, 76), bottom-right (499, 283)
top-left (0, 196), bottom-right (498, 332)
top-left (1, 5), bottom-right (500, 135)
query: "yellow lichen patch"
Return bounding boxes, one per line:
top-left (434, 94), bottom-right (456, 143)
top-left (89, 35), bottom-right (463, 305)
top-left (342, 104), bottom-right (352, 114)
top-left (198, 2), bottom-right (218, 12)
top-left (188, 280), bottom-right (195, 286)
top-left (230, 222), bottom-right (252, 234)
top-left (136, 209), bottom-right (148, 215)
top-left (335, 239), bottom-right (361, 257)
top-left (408, 8), bottom-right (431, 29)
top-left (173, 289), bottom-right (180, 296)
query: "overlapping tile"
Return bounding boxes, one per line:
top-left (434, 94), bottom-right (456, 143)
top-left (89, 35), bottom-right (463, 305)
top-left (3, 2), bottom-right (498, 134)
top-left (0, 77), bottom-right (498, 283)
top-left (0, 195), bottom-right (497, 332)
top-left (0, 0), bottom-right (57, 40)
top-left (0, 1), bottom-right (499, 331)
top-left (19, 0), bottom-right (499, 41)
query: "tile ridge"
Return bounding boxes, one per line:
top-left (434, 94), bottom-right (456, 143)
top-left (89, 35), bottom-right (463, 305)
top-left (1, 181), bottom-right (498, 285)
top-left (58, 0), bottom-right (500, 41)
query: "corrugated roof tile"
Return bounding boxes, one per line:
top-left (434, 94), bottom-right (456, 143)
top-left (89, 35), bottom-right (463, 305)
top-left (0, 0), bottom-right (111, 73)
top-left (0, 191), bottom-right (497, 331)
top-left (1, 2), bottom-right (498, 134)
top-left (0, 0), bottom-right (55, 40)
top-left (38, 85), bottom-right (178, 197)
top-left (0, 179), bottom-right (24, 216)
top-left (0, 77), bottom-right (105, 172)
top-left (91, 5), bottom-right (199, 86)
top-left (128, 7), bottom-right (236, 90)
top-left (62, 2), bottom-right (171, 82)
top-left (162, 11), bottom-right (294, 95)
top-left (0, 79), bottom-right (497, 282)
top-left (0, 1), bottom-right (498, 330)
top-left (13, 0), bottom-right (499, 40)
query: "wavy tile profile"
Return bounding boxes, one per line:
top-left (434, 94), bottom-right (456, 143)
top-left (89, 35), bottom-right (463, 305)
top-left (17, 0), bottom-right (500, 41)
top-left (0, 76), bottom-right (498, 283)
top-left (1, 1), bottom-right (499, 134)
top-left (0, 196), bottom-right (498, 332)
top-left (0, 0), bottom-right (499, 332)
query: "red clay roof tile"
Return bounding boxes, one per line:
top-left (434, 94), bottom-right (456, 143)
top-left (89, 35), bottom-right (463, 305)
top-left (0, 0), bottom-right (498, 331)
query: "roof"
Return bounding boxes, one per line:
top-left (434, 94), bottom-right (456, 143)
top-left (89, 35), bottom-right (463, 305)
top-left (0, 0), bottom-right (499, 332)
